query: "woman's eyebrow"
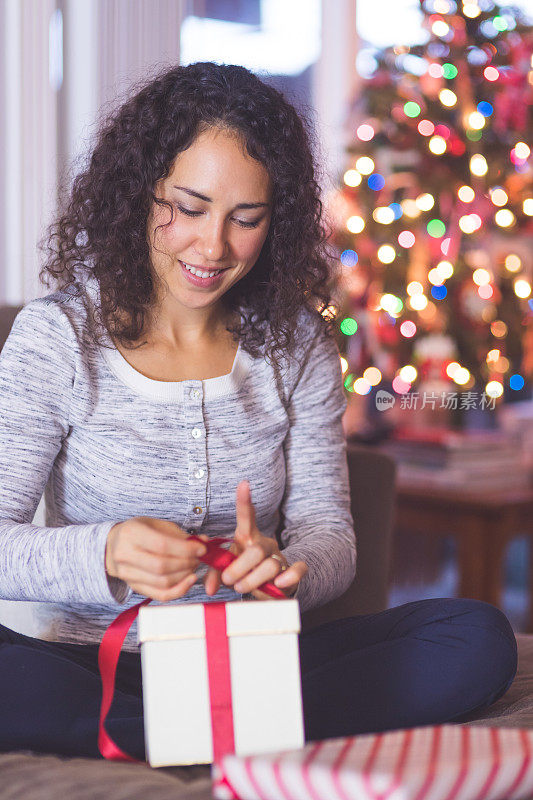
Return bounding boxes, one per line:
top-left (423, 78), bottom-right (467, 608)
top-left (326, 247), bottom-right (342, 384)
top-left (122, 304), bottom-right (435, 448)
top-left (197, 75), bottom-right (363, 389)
top-left (172, 185), bottom-right (270, 209)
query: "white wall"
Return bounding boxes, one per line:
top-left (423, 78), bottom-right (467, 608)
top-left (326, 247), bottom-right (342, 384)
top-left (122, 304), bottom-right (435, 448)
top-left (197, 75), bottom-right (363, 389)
top-left (0, 0), bottom-right (59, 305)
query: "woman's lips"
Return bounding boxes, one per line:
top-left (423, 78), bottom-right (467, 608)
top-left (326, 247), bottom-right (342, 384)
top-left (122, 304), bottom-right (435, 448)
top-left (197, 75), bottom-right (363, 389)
top-left (179, 260), bottom-right (226, 287)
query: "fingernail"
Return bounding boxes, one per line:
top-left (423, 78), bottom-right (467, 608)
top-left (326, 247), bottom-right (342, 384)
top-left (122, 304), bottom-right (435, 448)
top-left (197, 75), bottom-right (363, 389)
top-left (235, 582), bottom-right (243, 592)
top-left (196, 546), bottom-right (206, 557)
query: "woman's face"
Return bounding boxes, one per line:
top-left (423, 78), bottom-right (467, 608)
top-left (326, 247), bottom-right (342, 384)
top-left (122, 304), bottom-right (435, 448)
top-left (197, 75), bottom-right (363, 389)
top-left (147, 126), bottom-right (273, 314)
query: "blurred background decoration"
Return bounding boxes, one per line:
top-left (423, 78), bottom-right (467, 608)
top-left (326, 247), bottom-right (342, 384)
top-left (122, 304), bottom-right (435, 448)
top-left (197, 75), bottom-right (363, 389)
top-left (326, 0), bottom-right (533, 444)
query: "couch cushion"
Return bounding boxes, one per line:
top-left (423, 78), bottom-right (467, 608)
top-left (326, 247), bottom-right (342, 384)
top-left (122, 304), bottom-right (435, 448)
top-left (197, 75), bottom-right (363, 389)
top-left (457, 633), bottom-right (533, 728)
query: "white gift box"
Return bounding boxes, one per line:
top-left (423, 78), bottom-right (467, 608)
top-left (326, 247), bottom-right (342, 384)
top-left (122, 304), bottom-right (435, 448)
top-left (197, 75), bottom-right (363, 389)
top-left (213, 724), bottom-right (533, 800)
top-left (137, 599), bottom-right (305, 768)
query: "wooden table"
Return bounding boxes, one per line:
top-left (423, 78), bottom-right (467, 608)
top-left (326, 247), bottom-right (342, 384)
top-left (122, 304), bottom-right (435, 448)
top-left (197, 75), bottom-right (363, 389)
top-left (393, 482), bottom-right (533, 631)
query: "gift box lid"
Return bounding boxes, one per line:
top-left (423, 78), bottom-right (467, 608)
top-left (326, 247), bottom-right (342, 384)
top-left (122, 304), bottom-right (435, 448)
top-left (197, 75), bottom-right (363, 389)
top-left (137, 599), bottom-right (300, 643)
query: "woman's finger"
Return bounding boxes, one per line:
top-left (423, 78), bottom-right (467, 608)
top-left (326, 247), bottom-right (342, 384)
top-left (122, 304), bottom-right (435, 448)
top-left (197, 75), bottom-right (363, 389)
top-left (128, 572), bottom-right (198, 603)
top-left (273, 561), bottom-right (308, 588)
top-left (118, 564), bottom-right (197, 591)
top-left (234, 480), bottom-right (255, 545)
top-left (233, 554), bottom-right (283, 594)
top-left (221, 540), bottom-right (275, 587)
top-left (124, 548), bottom-right (201, 576)
top-left (204, 566), bottom-right (221, 596)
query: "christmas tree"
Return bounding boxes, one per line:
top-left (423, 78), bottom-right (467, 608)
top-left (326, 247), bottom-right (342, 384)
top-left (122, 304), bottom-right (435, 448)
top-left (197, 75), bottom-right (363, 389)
top-left (329, 0), bottom-right (533, 414)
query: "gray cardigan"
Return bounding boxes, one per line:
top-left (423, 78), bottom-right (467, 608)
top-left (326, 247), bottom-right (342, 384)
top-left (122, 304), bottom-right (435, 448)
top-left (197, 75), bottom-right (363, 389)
top-left (0, 284), bottom-right (356, 651)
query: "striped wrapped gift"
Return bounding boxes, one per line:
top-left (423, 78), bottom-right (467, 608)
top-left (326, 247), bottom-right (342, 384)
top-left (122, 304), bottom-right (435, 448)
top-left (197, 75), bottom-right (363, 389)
top-left (213, 724), bottom-right (533, 800)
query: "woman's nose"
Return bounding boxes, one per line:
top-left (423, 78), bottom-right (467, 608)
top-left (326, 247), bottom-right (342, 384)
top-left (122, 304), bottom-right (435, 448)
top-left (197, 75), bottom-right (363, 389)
top-left (195, 224), bottom-right (228, 263)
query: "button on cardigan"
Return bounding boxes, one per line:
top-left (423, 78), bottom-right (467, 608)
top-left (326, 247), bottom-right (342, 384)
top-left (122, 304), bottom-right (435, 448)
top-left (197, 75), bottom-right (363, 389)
top-left (0, 284), bottom-right (356, 652)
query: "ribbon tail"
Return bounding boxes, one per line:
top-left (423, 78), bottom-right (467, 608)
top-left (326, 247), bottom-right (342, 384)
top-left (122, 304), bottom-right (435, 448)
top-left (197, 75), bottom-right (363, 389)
top-left (98, 597), bottom-right (152, 762)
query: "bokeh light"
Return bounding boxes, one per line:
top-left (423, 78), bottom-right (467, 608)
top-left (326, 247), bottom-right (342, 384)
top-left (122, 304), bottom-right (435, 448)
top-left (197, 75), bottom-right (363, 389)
top-left (478, 284), bottom-right (493, 300)
top-left (446, 361), bottom-right (461, 380)
top-left (409, 294), bottom-right (428, 311)
top-left (407, 281), bottom-right (424, 296)
top-left (514, 279), bottom-right (532, 299)
top-left (436, 260), bottom-right (454, 280)
top-left (490, 187), bottom-right (508, 206)
top-left (340, 317), bottom-right (358, 335)
top-left (484, 66), bottom-right (499, 81)
top-left (380, 293), bottom-right (403, 314)
top-left (458, 185), bottom-right (475, 202)
top-left (431, 284), bottom-right (447, 300)
top-left (356, 124), bottom-right (375, 141)
top-left (401, 199), bottom-right (421, 217)
top-left (389, 203), bottom-right (403, 220)
top-left (473, 268), bottom-right (491, 286)
top-left (398, 230), bottom-right (416, 248)
top-left (363, 367), bottom-right (382, 386)
top-left (353, 378), bottom-right (372, 395)
top-left (439, 89), bottom-right (457, 107)
top-left (454, 367), bottom-right (471, 385)
top-left (356, 156), bottom-right (374, 175)
top-left (340, 249), bottom-right (358, 267)
top-left (515, 142), bottom-right (530, 160)
top-left (467, 111), bottom-right (485, 130)
top-left (432, 20), bottom-right (450, 37)
top-left (347, 215), bottom-right (365, 233)
top-left (463, 3), bottom-right (481, 17)
top-left (377, 245), bottom-right (396, 264)
top-left (392, 376), bottom-right (411, 394)
top-left (368, 174), bottom-right (385, 191)
top-left (442, 63), bottom-right (458, 79)
top-left (505, 254), bottom-right (521, 272)
top-left (400, 321), bottom-right (417, 338)
top-left (470, 154), bottom-right (488, 176)
top-left (495, 209), bottom-right (515, 228)
top-left (491, 320), bottom-right (508, 338)
top-left (428, 62), bottom-right (444, 78)
top-left (415, 193), bottom-right (435, 211)
top-left (399, 365), bottom-right (418, 383)
top-left (404, 102), bottom-right (421, 118)
top-left (510, 374), bottom-right (525, 391)
top-left (429, 136), bottom-right (447, 155)
top-left (427, 219), bottom-right (446, 237)
top-left (344, 169), bottom-right (362, 187)
top-left (485, 380), bottom-right (503, 398)
top-left (418, 119), bottom-right (435, 136)
top-left (373, 206), bottom-right (395, 224)
top-left (380, 292), bottom-right (403, 316)
top-left (477, 101), bottom-right (493, 117)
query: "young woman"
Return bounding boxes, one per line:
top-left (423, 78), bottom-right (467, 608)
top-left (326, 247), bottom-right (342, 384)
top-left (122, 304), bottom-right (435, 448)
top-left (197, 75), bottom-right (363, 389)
top-left (0, 62), bottom-right (517, 760)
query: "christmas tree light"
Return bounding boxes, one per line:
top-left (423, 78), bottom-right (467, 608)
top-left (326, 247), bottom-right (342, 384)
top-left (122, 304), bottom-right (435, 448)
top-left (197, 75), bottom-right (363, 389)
top-left (329, 0), bottom-right (533, 410)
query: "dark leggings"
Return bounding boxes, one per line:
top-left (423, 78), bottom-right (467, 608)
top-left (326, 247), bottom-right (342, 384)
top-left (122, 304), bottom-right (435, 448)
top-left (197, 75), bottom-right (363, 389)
top-left (0, 597), bottom-right (517, 761)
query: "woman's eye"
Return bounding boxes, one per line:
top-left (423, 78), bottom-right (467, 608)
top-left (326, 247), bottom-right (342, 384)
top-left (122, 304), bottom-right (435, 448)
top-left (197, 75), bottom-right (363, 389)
top-left (175, 204), bottom-right (260, 229)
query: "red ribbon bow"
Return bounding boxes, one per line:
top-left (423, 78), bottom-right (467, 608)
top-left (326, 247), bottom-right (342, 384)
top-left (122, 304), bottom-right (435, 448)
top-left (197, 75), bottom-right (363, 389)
top-left (97, 535), bottom-right (285, 762)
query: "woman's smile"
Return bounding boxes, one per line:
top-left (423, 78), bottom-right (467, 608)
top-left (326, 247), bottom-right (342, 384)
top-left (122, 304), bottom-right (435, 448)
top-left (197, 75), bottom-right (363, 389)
top-left (178, 259), bottom-right (227, 288)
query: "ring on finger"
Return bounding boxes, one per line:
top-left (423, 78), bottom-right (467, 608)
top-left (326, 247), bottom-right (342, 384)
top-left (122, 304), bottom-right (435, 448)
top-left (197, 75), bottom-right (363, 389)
top-left (269, 553), bottom-right (288, 572)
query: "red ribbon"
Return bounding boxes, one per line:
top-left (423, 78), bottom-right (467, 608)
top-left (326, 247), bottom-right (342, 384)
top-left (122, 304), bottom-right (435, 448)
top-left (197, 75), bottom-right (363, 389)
top-left (97, 535), bottom-right (285, 762)
top-left (204, 603), bottom-right (235, 761)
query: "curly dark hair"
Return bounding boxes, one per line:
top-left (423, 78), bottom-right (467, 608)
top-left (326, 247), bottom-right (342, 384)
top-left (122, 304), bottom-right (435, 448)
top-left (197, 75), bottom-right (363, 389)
top-left (38, 61), bottom-right (340, 371)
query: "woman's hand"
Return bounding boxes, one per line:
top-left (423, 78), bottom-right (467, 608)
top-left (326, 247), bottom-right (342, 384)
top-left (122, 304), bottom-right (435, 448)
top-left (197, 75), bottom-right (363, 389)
top-left (203, 480), bottom-right (308, 600)
top-left (105, 517), bottom-right (207, 602)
